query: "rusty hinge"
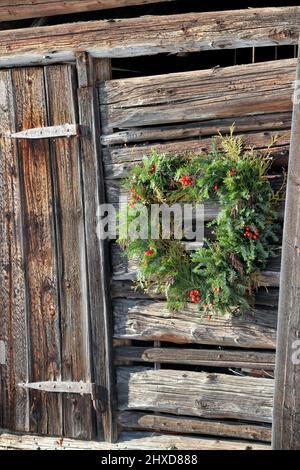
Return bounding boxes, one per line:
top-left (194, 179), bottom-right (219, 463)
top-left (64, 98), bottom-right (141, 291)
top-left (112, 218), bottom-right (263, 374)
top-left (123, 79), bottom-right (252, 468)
top-left (18, 381), bottom-right (104, 414)
top-left (9, 123), bottom-right (79, 140)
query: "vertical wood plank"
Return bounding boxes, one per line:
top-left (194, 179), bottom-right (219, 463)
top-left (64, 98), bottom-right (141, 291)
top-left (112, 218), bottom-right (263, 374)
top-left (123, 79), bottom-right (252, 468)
top-left (44, 64), bottom-right (94, 439)
top-left (273, 42), bottom-right (300, 449)
top-left (76, 53), bottom-right (117, 442)
top-left (0, 70), bottom-right (29, 432)
top-left (12, 68), bottom-right (62, 436)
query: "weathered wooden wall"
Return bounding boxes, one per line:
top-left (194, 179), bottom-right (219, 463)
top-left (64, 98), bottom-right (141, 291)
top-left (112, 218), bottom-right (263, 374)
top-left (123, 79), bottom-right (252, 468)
top-left (98, 53), bottom-right (294, 445)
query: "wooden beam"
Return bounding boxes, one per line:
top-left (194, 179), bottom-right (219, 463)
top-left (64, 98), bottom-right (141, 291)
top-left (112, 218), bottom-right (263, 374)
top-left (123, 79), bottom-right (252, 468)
top-left (0, 1), bottom-right (176, 22)
top-left (100, 59), bottom-right (296, 131)
top-left (76, 54), bottom-right (116, 442)
top-left (113, 299), bottom-right (277, 349)
top-left (101, 112), bottom-right (292, 146)
top-left (0, 7), bottom-right (299, 67)
top-left (117, 367), bottom-right (274, 423)
top-left (272, 42), bottom-right (300, 450)
top-left (0, 429), bottom-right (270, 450)
top-left (114, 346), bottom-right (276, 369)
top-left (118, 411), bottom-right (272, 442)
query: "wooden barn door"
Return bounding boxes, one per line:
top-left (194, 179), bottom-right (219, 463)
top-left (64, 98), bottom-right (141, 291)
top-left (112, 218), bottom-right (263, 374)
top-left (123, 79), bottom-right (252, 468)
top-left (0, 59), bottom-right (115, 441)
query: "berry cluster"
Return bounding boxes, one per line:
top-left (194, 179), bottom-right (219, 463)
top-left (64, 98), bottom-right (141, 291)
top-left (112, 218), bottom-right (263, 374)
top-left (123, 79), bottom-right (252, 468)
top-left (128, 188), bottom-right (142, 207)
top-left (243, 225), bottom-right (261, 240)
top-left (144, 248), bottom-right (154, 256)
top-left (179, 175), bottom-right (194, 186)
top-left (189, 289), bottom-right (201, 303)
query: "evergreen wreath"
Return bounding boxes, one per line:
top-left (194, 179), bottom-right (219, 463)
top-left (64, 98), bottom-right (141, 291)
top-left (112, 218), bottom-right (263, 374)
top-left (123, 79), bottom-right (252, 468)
top-left (118, 130), bottom-right (282, 316)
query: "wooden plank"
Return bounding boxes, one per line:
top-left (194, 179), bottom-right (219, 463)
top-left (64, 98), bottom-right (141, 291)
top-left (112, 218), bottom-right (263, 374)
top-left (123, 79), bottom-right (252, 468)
top-left (0, 8), bottom-right (300, 67)
top-left (10, 124), bottom-right (78, 140)
top-left (111, 243), bottom-right (282, 287)
top-left (117, 367), bottom-right (274, 423)
top-left (0, 0), bottom-right (176, 22)
top-left (272, 43), bottom-right (300, 450)
top-left (12, 67), bottom-right (62, 436)
top-left (113, 299), bottom-right (277, 349)
top-left (102, 130), bottom-right (291, 179)
top-left (0, 70), bottom-right (29, 432)
top-left (115, 346), bottom-right (276, 369)
top-left (111, 279), bottom-right (279, 306)
top-left (45, 64), bottom-right (93, 440)
top-left (0, 429), bottom-right (270, 450)
top-left (76, 54), bottom-right (116, 442)
top-left (101, 112), bottom-right (292, 146)
top-left (100, 59), bottom-right (296, 130)
top-left (118, 411), bottom-right (272, 442)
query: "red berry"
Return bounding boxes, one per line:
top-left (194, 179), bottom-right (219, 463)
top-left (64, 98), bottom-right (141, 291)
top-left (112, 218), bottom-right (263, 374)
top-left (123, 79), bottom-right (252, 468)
top-left (255, 228), bottom-right (261, 236)
top-left (214, 184), bottom-right (219, 190)
top-left (245, 225), bottom-right (251, 232)
top-left (230, 168), bottom-right (235, 177)
top-left (214, 287), bottom-right (221, 293)
top-left (144, 249), bottom-right (154, 256)
top-left (208, 314), bottom-right (212, 321)
top-left (252, 234), bottom-right (257, 240)
top-left (150, 163), bottom-right (156, 174)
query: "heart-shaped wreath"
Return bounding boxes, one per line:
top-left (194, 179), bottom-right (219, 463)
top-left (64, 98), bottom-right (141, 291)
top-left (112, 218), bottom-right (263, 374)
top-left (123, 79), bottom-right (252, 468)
top-left (118, 131), bottom-right (282, 316)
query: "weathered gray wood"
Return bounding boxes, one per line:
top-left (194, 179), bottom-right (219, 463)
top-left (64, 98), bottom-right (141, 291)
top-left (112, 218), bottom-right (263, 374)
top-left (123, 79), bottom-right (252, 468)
top-left (9, 123), bottom-right (78, 140)
top-left (0, 429), bottom-right (270, 450)
top-left (117, 367), bottom-right (274, 423)
top-left (45, 64), bottom-right (93, 440)
top-left (0, 8), bottom-right (300, 67)
top-left (118, 411), bottom-right (272, 442)
top-left (76, 54), bottom-right (116, 443)
top-left (101, 112), bottom-right (292, 146)
top-left (0, 0), bottom-right (176, 22)
top-left (12, 67), bottom-right (62, 436)
top-left (0, 70), bottom-right (29, 432)
top-left (100, 59), bottom-right (296, 130)
top-left (113, 299), bottom-right (277, 349)
top-left (273, 42), bottom-right (300, 450)
top-left (102, 130), bottom-right (290, 179)
top-left (115, 346), bottom-right (275, 369)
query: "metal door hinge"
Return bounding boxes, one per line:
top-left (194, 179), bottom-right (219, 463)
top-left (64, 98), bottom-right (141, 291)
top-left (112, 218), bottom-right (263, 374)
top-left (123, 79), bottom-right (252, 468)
top-left (9, 123), bottom-right (79, 140)
top-left (18, 381), bottom-right (104, 413)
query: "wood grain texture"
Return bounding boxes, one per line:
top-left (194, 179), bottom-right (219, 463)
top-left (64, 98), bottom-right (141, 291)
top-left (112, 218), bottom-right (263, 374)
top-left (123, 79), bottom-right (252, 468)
top-left (0, 429), bottom-right (270, 450)
top-left (117, 367), bottom-right (274, 423)
top-left (100, 59), bottom-right (296, 130)
top-left (12, 67), bottom-right (62, 435)
top-left (102, 130), bottom-right (291, 179)
top-left (76, 54), bottom-right (116, 442)
top-left (101, 112), bottom-right (292, 146)
top-left (273, 44), bottom-right (300, 450)
top-left (0, 8), bottom-right (300, 67)
top-left (0, 0), bottom-right (176, 22)
top-left (45, 64), bottom-right (93, 440)
top-left (118, 411), bottom-right (272, 442)
top-left (113, 299), bottom-right (277, 349)
top-left (115, 346), bottom-right (275, 369)
top-left (0, 70), bottom-right (28, 432)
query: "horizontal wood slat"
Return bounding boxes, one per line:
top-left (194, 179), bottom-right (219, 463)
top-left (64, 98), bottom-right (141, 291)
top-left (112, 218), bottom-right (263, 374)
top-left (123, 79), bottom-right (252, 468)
top-left (113, 300), bottom-right (277, 349)
top-left (0, 8), bottom-right (299, 67)
top-left (0, 0), bottom-right (176, 22)
top-left (102, 130), bottom-right (291, 179)
top-left (117, 367), bottom-right (274, 423)
top-left (101, 112), bottom-right (292, 146)
top-left (115, 346), bottom-right (276, 369)
top-left (0, 429), bottom-right (270, 450)
top-left (100, 59), bottom-right (296, 130)
top-left (118, 411), bottom-right (272, 442)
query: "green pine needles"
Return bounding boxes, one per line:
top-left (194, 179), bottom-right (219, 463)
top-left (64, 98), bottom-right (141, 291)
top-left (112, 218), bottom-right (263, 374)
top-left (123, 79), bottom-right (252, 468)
top-left (118, 130), bottom-right (282, 316)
